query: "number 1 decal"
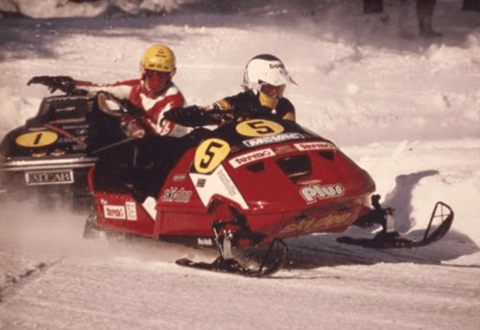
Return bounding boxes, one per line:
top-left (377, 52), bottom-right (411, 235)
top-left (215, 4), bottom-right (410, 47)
top-left (236, 119), bottom-right (284, 137)
top-left (15, 131), bottom-right (58, 148)
top-left (194, 138), bottom-right (231, 174)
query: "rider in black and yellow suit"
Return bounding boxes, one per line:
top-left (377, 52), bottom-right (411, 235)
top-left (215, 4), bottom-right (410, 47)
top-left (164, 54), bottom-right (297, 126)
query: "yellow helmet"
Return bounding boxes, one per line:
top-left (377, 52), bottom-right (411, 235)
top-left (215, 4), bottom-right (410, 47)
top-left (141, 44), bottom-right (176, 73)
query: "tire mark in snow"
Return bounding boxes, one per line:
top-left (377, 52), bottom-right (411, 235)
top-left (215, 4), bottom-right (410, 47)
top-left (437, 263), bottom-right (480, 269)
top-left (0, 259), bottom-right (61, 304)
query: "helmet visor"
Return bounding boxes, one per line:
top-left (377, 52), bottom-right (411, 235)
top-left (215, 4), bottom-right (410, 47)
top-left (260, 81), bottom-right (286, 99)
top-left (145, 70), bottom-right (171, 78)
top-left (144, 69), bottom-right (171, 92)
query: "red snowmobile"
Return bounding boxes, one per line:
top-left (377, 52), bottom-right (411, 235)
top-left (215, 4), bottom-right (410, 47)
top-left (79, 91), bottom-right (454, 277)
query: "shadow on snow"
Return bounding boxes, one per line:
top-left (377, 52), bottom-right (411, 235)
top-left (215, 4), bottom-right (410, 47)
top-left (283, 170), bottom-right (479, 270)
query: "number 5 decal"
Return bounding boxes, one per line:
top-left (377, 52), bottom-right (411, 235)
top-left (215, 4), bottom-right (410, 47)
top-left (194, 138), bottom-right (231, 174)
top-left (236, 119), bottom-right (284, 137)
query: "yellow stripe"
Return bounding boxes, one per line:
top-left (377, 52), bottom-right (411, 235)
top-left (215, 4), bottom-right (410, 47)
top-left (282, 112), bottom-right (295, 121)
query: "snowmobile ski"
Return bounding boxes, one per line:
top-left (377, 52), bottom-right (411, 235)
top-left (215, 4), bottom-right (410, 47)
top-left (175, 256), bottom-right (283, 277)
top-left (337, 201), bottom-right (454, 249)
top-left (176, 238), bottom-right (289, 277)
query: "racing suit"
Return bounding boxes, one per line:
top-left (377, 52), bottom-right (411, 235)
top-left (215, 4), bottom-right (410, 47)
top-left (212, 89), bottom-right (296, 121)
top-left (163, 89), bottom-right (296, 127)
top-left (77, 78), bottom-right (188, 203)
top-left (75, 79), bottom-right (188, 137)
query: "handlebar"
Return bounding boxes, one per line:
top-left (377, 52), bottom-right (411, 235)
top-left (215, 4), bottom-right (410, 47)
top-left (28, 75), bottom-right (87, 96)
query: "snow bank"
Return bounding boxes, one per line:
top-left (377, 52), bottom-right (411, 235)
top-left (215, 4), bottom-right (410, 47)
top-left (0, 0), bottom-right (194, 18)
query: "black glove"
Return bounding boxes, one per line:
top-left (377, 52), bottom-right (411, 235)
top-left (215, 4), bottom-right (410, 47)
top-left (232, 104), bottom-right (273, 121)
top-left (28, 76), bottom-right (76, 94)
top-left (162, 106), bottom-right (204, 126)
top-left (208, 110), bottom-right (234, 123)
top-left (163, 106), bottom-right (191, 124)
top-left (119, 99), bottom-right (145, 119)
top-left (163, 106), bottom-right (233, 127)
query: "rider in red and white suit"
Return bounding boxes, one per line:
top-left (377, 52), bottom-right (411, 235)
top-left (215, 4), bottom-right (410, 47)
top-left (75, 44), bottom-right (187, 138)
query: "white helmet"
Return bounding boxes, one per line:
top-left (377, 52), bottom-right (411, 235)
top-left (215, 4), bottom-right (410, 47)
top-left (242, 54), bottom-right (296, 108)
top-left (242, 54), bottom-right (296, 91)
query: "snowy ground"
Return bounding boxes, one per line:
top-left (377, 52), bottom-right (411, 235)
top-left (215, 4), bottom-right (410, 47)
top-left (1, 1), bottom-right (480, 329)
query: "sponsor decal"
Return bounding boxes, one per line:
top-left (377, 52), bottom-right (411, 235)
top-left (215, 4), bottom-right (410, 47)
top-left (297, 179), bottom-right (321, 186)
top-left (197, 238), bottom-right (214, 246)
top-left (62, 124), bottom-right (88, 130)
top-left (103, 205), bottom-right (126, 220)
top-left (162, 187), bottom-right (192, 203)
top-left (189, 165), bottom-right (249, 210)
top-left (173, 174), bottom-right (187, 182)
top-left (125, 201), bottom-right (137, 221)
top-left (294, 141), bottom-right (336, 151)
top-left (269, 63), bottom-right (285, 70)
top-left (236, 119), bottom-right (284, 137)
top-left (229, 148), bottom-right (275, 168)
top-left (25, 170), bottom-right (74, 186)
top-left (16, 131), bottom-right (58, 148)
top-left (274, 145), bottom-right (296, 154)
top-left (43, 123), bottom-right (86, 146)
top-left (196, 178), bottom-right (206, 188)
top-left (280, 213), bottom-right (352, 234)
top-left (56, 106), bottom-right (76, 112)
top-left (300, 183), bottom-right (345, 203)
top-left (75, 129), bottom-right (88, 135)
top-left (243, 133), bottom-right (303, 148)
top-left (217, 168), bottom-right (237, 196)
top-left (58, 136), bottom-right (87, 144)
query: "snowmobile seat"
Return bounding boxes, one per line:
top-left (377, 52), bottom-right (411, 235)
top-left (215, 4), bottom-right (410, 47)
top-left (93, 135), bottom-right (193, 202)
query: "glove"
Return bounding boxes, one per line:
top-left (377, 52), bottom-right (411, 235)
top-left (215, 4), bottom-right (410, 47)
top-left (231, 104), bottom-right (273, 121)
top-left (163, 107), bottom-right (233, 127)
top-left (119, 99), bottom-right (145, 119)
top-left (28, 76), bottom-right (76, 94)
top-left (121, 115), bottom-right (145, 139)
top-left (164, 107), bottom-right (188, 125)
top-left (162, 106), bottom-right (200, 126)
top-left (208, 110), bottom-right (234, 124)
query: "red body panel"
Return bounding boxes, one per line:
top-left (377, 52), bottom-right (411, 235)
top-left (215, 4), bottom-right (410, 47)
top-left (89, 120), bottom-right (376, 247)
top-left (94, 192), bottom-right (155, 237)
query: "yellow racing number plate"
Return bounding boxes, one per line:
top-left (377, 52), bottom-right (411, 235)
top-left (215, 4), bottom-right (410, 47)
top-left (15, 131), bottom-right (58, 148)
top-left (236, 119), bottom-right (284, 137)
top-left (194, 138), bottom-right (231, 174)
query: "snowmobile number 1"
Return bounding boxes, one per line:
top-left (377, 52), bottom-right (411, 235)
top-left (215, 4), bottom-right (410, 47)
top-left (16, 131), bottom-right (58, 148)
